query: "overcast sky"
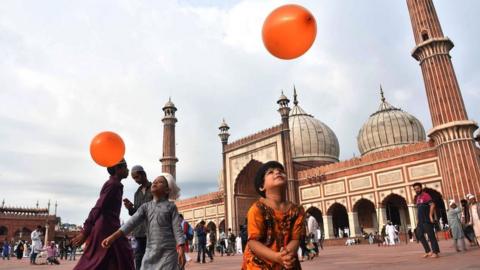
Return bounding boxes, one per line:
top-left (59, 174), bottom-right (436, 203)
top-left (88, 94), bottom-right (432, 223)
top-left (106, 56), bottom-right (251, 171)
top-left (1, 0), bottom-right (479, 226)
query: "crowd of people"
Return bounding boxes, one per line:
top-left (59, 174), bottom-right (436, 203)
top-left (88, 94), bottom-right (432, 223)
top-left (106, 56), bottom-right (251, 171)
top-left (1, 229), bottom-right (77, 265)
top-left (6, 160), bottom-right (479, 269)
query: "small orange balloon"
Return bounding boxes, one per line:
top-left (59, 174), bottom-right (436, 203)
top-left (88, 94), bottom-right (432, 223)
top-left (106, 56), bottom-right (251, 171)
top-left (90, 131), bottom-right (125, 167)
top-left (262, 4), bottom-right (317, 60)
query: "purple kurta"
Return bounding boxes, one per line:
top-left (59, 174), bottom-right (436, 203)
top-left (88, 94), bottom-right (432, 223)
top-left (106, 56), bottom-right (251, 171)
top-left (74, 176), bottom-right (134, 270)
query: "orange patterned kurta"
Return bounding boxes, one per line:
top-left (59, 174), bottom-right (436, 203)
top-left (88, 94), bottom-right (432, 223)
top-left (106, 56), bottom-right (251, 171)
top-left (242, 199), bottom-right (305, 270)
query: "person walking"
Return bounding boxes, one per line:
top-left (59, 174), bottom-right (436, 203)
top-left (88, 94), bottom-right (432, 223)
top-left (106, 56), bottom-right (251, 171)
top-left (447, 200), bottom-right (467, 252)
top-left (30, 225), bottom-right (43, 264)
top-left (196, 221), bottom-right (207, 264)
top-left (15, 240), bottom-right (24, 259)
top-left (466, 194), bottom-right (480, 244)
top-left (413, 182), bottom-right (440, 258)
top-left (123, 165), bottom-right (153, 270)
top-left (71, 159), bottom-right (135, 270)
top-left (2, 240), bottom-right (10, 260)
top-left (386, 222), bottom-right (397, 246)
top-left (102, 174), bottom-right (186, 270)
top-left (460, 199), bottom-right (476, 246)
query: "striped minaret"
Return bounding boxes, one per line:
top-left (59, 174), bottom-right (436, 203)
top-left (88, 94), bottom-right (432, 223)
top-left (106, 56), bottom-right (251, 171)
top-left (407, 0), bottom-right (480, 202)
top-left (160, 98), bottom-right (178, 179)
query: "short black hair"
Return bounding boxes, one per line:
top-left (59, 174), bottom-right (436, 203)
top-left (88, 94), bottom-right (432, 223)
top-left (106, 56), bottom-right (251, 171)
top-left (412, 182), bottom-right (422, 188)
top-left (179, 214), bottom-right (184, 219)
top-left (37, 225), bottom-right (42, 229)
top-left (107, 166), bottom-right (116, 176)
top-left (107, 160), bottom-right (127, 176)
top-left (254, 161), bottom-right (285, 197)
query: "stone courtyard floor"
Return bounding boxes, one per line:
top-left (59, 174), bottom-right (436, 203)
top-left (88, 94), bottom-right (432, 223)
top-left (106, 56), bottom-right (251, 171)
top-left (1, 240), bottom-right (479, 270)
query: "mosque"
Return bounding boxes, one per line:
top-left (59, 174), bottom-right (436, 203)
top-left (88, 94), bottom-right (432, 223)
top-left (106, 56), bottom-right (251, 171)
top-left (156, 0), bottom-right (480, 241)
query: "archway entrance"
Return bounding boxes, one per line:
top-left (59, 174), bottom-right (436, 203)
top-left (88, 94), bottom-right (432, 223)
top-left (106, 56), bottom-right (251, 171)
top-left (306, 207), bottom-right (324, 236)
top-left (424, 188), bottom-right (447, 227)
top-left (354, 199), bottom-right (377, 233)
top-left (327, 203), bottom-right (349, 238)
top-left (383, 194), bottom-right (410, 227)
top-left (219, 220), bottom-right (225, 233)
top-left (207, 221), bottom-right (217, 233)
top-left (0, 226), bottom-right (7, 236)
top-left (234, 159), bottom-right (263, 233)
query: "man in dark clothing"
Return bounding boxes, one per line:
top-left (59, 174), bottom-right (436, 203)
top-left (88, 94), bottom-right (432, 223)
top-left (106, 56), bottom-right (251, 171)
top-left (413, 182), bottom-right (440, 258)
top-left (59, 236), bottom-right (68, 260)
top-left (196, 221), bottom-right (207, 263)
top-left (122, 165), bottom-right (153, 270)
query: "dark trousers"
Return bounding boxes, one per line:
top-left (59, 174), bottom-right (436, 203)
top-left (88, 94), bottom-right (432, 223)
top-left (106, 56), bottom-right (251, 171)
top-left (207, 245), bottom-right (214, 260)
top-left (30, 252), bottom-right (37, 264)
top-left (197, 243), bottom-right (206, 263)
top-left (134, 237), bottom-right (147, 270)
top-left (60, 249), bottom-right (67, 260)
top-left (417, 223), bottom-right (440, 254)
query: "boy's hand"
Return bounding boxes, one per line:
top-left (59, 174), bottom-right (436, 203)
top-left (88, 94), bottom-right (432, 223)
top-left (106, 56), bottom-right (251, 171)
top-left (177, 245), bottom-right (185, 267)
top-left (71, 233), bottom-right (86, 247)
top-left (123, 198), bottom-right (134, 210)
top-left (281, 251), bottom-right (296, 269)
top-left (101, 237), bottom-right (113, 249)
top-left (274, 249), bottom-right (288, 265)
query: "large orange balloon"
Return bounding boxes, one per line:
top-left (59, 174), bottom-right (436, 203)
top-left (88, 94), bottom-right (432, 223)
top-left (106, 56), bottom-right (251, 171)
top-left (262, 4), bottom-right (317, 60)
top-left (90, 131), bottom-right (125, 167)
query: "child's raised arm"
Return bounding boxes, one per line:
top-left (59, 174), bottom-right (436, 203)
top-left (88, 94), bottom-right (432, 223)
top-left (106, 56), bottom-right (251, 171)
top-left (102, 230), bottom-right (124, 248)
top-left (102, 203), bottom-right (147, 249)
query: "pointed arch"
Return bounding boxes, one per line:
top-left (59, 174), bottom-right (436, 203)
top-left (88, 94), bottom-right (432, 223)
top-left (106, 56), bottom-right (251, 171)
top-left (234, 159), bottom-right (264, 233)
top-left (327, 203), bottom-right (349, 238)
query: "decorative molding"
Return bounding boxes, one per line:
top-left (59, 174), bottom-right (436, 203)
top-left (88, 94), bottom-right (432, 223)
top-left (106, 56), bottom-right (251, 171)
top-left (301, 186), bottom-right (321, 201)
top-left (376, 169), bottom-right (403, 186)
top-left (349, 175), bottom-right (373, 191)
top-left (324, 180), bottom-right (346, 196)
top-left (408, 162), bottom-right (438, 180)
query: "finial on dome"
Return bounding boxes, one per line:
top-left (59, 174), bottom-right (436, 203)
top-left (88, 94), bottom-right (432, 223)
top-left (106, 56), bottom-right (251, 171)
top-left (380, 84), bottom-right (385, 102)
top-left (293, 85), bottom-right (298, 106)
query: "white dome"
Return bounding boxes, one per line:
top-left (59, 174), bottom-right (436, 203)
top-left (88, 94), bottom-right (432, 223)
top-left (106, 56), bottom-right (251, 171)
top-left (357, 90), bottom-right (426, 155)
top-left (289, 94), bottom-right (340, 164)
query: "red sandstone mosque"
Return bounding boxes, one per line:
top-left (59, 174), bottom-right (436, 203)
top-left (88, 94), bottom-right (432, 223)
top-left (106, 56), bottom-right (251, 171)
top-left (169, 0), bottom-right (480, 240)
top-left (2, 0), bottom-right (479, 244)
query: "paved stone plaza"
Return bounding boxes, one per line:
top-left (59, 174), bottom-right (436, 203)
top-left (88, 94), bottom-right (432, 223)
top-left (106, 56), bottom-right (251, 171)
top-left (1, 241), bottom-right (479, 270)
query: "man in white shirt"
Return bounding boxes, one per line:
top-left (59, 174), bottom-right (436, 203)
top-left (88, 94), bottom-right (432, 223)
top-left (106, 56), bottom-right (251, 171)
top-left (306, 213), bottom-right (318, 238)
top-left (30, 226), bottom-right (43, 265)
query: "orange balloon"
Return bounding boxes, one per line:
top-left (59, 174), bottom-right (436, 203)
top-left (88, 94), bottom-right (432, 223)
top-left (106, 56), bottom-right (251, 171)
top-left (262, 4), bottom-right (317, 60)
top-left (89, 131), bottom-right (125, 167)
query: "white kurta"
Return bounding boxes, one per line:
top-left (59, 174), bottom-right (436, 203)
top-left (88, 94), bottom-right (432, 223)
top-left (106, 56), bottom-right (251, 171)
top-left (386, 225), bottom-right (397, 245)
top-left (30, 230), bottom-right (42, 253)
top-left (307, 216), bottom-right (318, 236)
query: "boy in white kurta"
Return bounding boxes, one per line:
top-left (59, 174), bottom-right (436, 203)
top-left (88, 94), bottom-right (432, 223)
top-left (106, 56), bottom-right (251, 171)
top-left (102, 174), bottom-right (185, 270)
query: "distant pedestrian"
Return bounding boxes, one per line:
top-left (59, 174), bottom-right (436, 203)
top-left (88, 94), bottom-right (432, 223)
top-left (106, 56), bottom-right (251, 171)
top-left (413, 182), bottom-right (440, 258)
top-left (196, 221), bottom-right (207, 263)
top-left (447, 200), bottom-right (467, 252)
top-left (15, 240), bottom-right (24, 259)
top-left (466, 194), bottom-right (480, 244)
top-left (30, 225), bottom-right (43, 264)
top-left (2, 240), bottom-right (10, 260)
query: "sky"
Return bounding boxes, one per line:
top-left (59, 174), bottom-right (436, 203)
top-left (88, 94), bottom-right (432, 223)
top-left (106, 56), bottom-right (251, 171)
top-left (0, 0), bottom-right (479, 226)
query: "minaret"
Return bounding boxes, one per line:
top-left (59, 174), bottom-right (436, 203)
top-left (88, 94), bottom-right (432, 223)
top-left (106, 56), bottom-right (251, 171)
top-left (277, 90), bottom-right (298, 204)
top-left (54, 201), bottom-right (58, 216)
top-left (160, 98), bottom-right (178, 179)
top-left (407, 0), bottom-right (480, 201)
top-left (218, 119), bottom-right (230, 232)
